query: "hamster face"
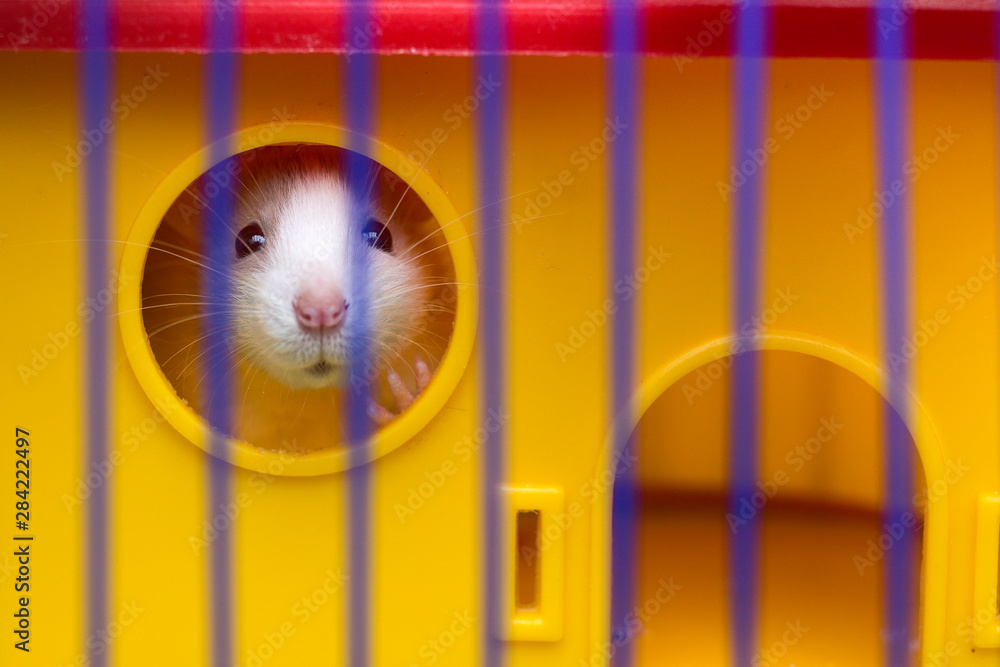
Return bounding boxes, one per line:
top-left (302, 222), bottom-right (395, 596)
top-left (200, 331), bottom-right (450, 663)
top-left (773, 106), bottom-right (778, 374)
top-left (227, 153), bottom-right (428, 389)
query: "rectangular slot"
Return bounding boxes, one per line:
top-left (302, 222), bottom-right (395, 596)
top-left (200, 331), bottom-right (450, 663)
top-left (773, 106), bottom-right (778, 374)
top-left (515, 510), bottom-right (541, 611)
top-left (502, 486), bottom-right (565, 641)
top-left (973, 494), bottom-right (1000, 647)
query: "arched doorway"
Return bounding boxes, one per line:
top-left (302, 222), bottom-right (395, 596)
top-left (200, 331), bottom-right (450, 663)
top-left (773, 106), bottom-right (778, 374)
top-left (600, 343), bottom-right (945, 665)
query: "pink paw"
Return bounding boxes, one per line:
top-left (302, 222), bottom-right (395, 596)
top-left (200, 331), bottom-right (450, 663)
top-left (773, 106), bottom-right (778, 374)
top-left (367, 356), bottom-right (433, 426)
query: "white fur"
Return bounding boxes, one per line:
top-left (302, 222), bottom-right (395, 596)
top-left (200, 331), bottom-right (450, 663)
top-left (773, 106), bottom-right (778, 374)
top-left (230, 154), bottom-right (426, 389)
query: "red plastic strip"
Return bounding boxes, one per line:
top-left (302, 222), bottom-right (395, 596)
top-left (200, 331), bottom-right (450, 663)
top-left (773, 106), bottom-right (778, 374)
top-left (0, 0), bottom-right (995, 59)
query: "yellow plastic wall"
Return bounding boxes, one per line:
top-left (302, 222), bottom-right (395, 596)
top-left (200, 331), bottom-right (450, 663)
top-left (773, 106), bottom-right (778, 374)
top-left (0, 51), bottom-right (997, 666)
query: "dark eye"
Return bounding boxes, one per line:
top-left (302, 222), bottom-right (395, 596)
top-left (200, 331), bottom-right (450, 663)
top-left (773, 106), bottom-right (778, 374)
top-left (236, 222), bottom-right (266, 259)
top-left (361, 219), bottom-right (393, 253)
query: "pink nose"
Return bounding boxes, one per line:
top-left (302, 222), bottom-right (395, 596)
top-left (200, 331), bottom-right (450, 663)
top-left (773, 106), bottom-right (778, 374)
top-left (294, 282), bottom-right (347, 330)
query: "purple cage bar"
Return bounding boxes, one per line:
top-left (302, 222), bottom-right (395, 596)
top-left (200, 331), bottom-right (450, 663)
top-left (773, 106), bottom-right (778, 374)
top-left (475, 1), bottom-right (510, 666)
top-left (204, 0), bottom-right (240, 664)
top-left (873, 0), bottom-right (918, 664)
top-left (80, 0), bottom-right (112, 665)
top-left (345, 0), bottom-right (377, 664)
top-left (728, 0), bottom-right (768, 665)
top-left (608, 0), bottom-right (642, 666)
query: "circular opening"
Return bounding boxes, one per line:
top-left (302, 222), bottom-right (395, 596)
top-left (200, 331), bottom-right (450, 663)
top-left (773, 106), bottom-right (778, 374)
top-left (118, 124), bottom-right (477, 475)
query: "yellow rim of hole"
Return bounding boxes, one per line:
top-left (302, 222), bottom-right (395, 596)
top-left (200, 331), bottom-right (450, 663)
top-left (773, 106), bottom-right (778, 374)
top-left (118, 122), bottom-right (478, 476)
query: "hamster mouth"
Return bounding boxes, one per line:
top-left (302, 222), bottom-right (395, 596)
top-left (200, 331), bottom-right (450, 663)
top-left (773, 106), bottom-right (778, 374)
top-left (299, 358), bottom-right (349, 388)
top-left (307, 360), bottom-right (335, 377)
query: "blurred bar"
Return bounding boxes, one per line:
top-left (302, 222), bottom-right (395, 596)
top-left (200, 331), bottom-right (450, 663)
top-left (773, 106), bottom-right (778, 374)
top-left (475, 0), bottom-right (509, 665)
top-left (204, 0), bottom-right (240, 664)
top-left (344, 1), bottom-right (377, 664)
top-left (80, 0), bottom-right (112, 664)
top-left (607, 0), bottom-right (641, 665)
top-left (728, 0), bottom-right (768, 664)
top-left (872, 1), bottom-right (917, 663)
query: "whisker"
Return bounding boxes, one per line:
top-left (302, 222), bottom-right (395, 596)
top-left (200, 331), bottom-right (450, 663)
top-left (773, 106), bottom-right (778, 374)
top-left (114, 302), bottom-right (232, 317)
top-left (401, 212), bottom-right (566, 267)
top-left (159, 326), bottom-right (240, 372)
top-left (383, 140), bottom-right (443, 230)
top-left (404, 189), bottom-right (541, 252)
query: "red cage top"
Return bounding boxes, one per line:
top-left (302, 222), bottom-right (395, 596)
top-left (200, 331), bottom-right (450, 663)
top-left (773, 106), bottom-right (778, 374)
top-left (0, 0), bottom-right (995, 59)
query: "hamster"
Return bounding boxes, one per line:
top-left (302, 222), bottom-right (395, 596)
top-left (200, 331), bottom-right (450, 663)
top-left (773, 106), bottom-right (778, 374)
top-left (142, 145), bottom-right (456, 451)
